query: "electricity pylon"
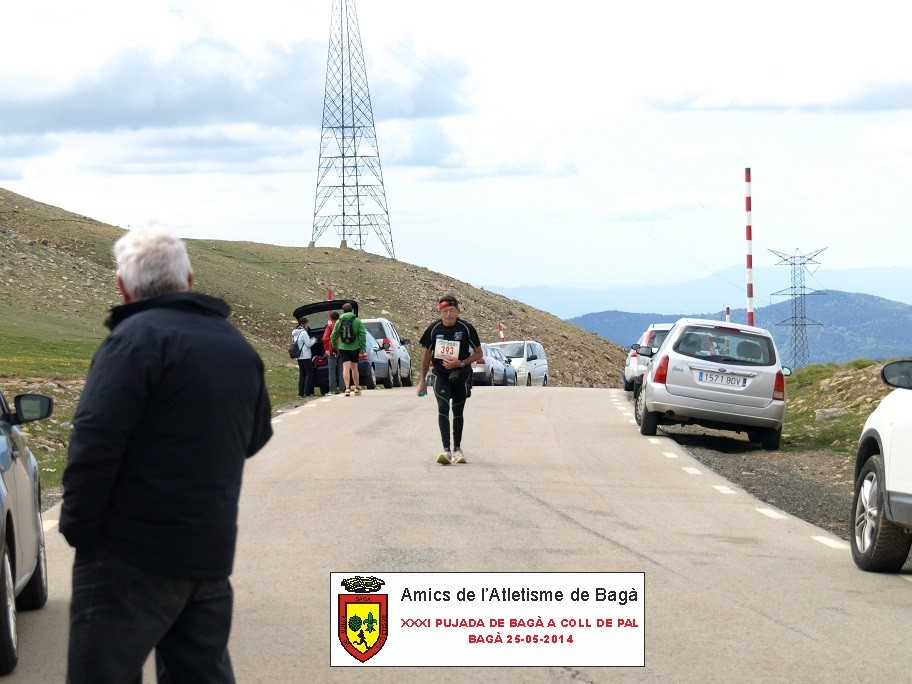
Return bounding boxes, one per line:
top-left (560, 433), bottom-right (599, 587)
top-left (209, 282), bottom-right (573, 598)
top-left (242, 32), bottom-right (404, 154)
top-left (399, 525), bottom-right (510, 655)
top-left (770, 248), bottom-right (826, 369)
top-left (311, 0), bottom-right (394, 257)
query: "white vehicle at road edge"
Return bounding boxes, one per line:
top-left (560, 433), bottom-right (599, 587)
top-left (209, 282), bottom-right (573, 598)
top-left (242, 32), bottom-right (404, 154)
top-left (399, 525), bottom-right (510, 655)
top-left (851, 359), bottom-right (912, 572)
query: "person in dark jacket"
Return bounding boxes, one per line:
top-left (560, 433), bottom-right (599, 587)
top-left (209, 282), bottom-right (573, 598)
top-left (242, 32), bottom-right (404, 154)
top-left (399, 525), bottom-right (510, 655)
top-left (60, 227), bottom-right (273, 683)
top-left (416, 294), bottom-right (483, 465)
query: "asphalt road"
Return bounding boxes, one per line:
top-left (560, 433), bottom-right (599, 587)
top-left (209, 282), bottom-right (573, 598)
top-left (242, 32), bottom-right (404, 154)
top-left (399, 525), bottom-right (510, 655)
top-left (13, 387), bottom-right (912, 682)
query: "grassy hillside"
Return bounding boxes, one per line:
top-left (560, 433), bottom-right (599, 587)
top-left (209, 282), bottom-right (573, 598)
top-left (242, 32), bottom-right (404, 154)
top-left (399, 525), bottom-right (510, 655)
top-left (0, 187), bottom-right (627, 487)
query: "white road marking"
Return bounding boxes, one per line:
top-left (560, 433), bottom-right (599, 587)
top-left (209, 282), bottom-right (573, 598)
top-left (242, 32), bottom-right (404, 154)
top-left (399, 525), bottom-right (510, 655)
top-left (712, 485), bottom-right (737, 494)
top-left (812, 536), bottom-right (850, 550)
top-left (271, 418), bottom-right (283, 424)
top-left (756, 508), bottom-right (788, 519)
top-left (682, 467), bottom-right (702, 475)
top-left (43, 520), bottom-right (59, 533)
top-left (628, 420), bottom-right (637, 425)
top-left (622, 412), bottom-right (632, 418)
top-left (648, 438), bottom-right (662, 445)
top-left (662, 451), bottom-right (679, 459)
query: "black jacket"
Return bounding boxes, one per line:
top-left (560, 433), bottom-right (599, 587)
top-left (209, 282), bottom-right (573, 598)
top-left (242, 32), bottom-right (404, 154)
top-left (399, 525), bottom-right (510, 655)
top-left (60, 292), bottom-right (273, 578)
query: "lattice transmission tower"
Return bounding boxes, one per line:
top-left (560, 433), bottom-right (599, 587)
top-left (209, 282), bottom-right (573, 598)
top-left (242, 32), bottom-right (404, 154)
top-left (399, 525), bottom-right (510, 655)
top-left (311, 0), bottom-right (394, 257)
top-left (770, 248), bottom-right (826, 369)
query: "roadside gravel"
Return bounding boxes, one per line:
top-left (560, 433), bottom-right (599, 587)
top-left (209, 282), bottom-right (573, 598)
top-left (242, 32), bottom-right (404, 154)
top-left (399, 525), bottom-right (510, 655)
top-left (661, 424), bottom-right (854, 541)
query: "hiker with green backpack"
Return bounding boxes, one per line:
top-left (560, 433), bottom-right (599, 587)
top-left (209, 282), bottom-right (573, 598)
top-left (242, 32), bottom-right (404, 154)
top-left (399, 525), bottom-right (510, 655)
top-left (331, 302), bottom-right (367, 396)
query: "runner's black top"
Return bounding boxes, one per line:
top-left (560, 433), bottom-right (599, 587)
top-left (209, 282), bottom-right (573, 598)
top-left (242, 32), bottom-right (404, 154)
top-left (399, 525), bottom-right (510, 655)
top-left (419, 318), bottom-right (481, 374)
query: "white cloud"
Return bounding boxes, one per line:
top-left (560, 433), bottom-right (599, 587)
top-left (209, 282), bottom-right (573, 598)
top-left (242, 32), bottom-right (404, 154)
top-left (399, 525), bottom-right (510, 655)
top-left (2, 0), bottom-right (912, 296)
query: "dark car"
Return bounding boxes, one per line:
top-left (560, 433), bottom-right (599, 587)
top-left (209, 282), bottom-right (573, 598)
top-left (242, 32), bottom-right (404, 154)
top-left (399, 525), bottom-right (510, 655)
top-left (292, 300), bottom-right (391, 392)
top-left (0, 388), bottom-right (54, 674)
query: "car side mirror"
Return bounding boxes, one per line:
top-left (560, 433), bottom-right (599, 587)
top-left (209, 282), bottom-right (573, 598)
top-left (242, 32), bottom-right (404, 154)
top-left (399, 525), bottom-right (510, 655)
top-left (781, 367), bottom-right (792, 377)
top-left (14, 393), bottom-right (54, 424)
top-left (528, 354), bottom-right (537, 361)
top-left (882, 360), bottom-right (912, 389)
top-left (400, 338), bottom-right (411, 345)
top-left (636, 346), bottom-right (655, 358)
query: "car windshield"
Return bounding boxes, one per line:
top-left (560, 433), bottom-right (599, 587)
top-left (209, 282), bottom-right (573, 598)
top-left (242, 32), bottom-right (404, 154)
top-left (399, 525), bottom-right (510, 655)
top-left (675, 327), bottom-right (775, 365)
top-left (364, 322), bottom-right (384, 339)
top-left (493, 342), bottom-right (524, 358)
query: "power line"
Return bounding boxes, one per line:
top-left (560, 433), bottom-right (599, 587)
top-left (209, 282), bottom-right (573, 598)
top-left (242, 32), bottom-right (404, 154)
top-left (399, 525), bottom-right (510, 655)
top-left (770, 248), bottom-right (826, 368)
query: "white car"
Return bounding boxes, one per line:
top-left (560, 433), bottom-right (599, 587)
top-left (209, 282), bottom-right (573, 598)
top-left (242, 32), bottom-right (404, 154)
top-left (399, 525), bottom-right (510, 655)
top-left (361, 317), bottom-right (412, 387)
top-left (623, 323), bottom-right (674, 392)
top-left (851, 359), bottom-right (912, 572)
top-left (490, 340), bottom-right (548, 386)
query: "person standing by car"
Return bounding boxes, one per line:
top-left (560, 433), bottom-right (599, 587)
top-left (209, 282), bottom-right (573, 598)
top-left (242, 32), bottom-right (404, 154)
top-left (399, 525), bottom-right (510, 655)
top-left (59, 227), bottom-right (273, 683)
top-left (331, 301), bottom-right (366, 396)
top-left (322, 310), bottom-right (343, 394)
top-left (416, 295), bottom-right (483, 465)
top-left (293, 316), bottom-right (317, 396)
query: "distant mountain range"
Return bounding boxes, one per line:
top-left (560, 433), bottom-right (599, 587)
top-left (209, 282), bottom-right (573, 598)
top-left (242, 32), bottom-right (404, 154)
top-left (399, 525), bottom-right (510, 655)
top-left (488, 266), bottom-right (912, 319)
top-left (568, 290), bottom-right (912, 366)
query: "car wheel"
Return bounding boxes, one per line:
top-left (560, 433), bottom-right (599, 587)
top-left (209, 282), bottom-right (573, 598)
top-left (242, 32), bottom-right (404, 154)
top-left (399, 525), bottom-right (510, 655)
top-left (851, 454), bottom-right (912, 572)
top-left (760, 427), bottom-right (782, 451)
top-left (0, 542), bottom-right (19, 675)
top-left (634, 385), bottom-right (645, 426)
top-left (381, 365), bottom-right (393, 389)
top-left (402, 364), bottom-right (413, 387)
top-left (365, 365), bottom-right (377, 390)
top-left (500, 370), bottom-right (508, 386)
top-left (526, 374), bottom-right (532, 387)
top-left (623, 378), bottom-right (634, 392)
top-left (392, 363), bottom-right (402, 388)
top-left (746, 429), bottom-right (762, 444)
top-left (542, 375), bottom-right (548, 387)
top-left (16, 496), bottom-right (48, 611)
top-left (639, 399), bottom-right (659, 436)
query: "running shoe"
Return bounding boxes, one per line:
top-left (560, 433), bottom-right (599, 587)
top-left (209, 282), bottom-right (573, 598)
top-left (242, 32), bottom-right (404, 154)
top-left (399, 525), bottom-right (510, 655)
top-left (354, 386), bottom-right (361, 395)
top-left (437, 449), bottom-right (452, 465)
top-left (453, 448), bottom-right (467, 464)
top-left (344, 388), bottom-right (350, 396)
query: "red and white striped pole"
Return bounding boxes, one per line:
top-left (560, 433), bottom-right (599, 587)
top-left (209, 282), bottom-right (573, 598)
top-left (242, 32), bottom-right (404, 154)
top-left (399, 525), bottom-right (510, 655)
top-left (745, 168), bottom-right (755, 326)
top-left (497, 323), bottom-right (505, 341)
top-left (725, 306), bottom-right (731, 323)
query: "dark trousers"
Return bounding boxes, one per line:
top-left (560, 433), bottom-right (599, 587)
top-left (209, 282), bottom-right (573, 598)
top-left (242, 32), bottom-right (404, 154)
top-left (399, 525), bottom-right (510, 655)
top-left (68, 545), bottom-right (235, 684)
top-left (433, 369), bottom-right (471, 450)
top-left (327, 354), bottom-right (342, 392)
top-left (297, 358), bottom-right (314, 396)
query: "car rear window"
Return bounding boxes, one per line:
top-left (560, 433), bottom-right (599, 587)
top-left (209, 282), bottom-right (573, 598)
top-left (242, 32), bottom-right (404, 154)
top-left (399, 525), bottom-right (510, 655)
top-left (364, 322), bottom-right (384, 340)
top-left (674, 327), bottom-right (775, 365)
top-left (644, 329), bottom-right (670, 349)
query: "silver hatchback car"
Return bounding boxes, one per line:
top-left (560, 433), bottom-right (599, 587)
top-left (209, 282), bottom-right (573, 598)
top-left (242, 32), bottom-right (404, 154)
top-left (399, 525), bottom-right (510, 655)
top-left (635, 318), bottom-right (791, 450)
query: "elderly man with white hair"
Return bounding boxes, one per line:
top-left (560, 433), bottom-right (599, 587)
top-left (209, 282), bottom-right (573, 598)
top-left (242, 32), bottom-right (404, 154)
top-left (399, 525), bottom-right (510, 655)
top-left (60, 227), bottom-right (273, 683)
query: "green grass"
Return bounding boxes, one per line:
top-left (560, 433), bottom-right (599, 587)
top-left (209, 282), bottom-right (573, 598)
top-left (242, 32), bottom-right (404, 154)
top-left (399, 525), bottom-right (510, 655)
top-left (780, 360), bottom-right (888, 453)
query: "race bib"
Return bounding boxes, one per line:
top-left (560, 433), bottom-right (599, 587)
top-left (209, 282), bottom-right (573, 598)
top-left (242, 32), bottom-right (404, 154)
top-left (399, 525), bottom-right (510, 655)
top-left (434, 337), bottom-right (458, 360)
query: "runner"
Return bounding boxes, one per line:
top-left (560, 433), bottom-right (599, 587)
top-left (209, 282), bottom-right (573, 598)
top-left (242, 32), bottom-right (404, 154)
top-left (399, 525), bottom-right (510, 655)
top-left (416, 295), bottom-right (483, 465)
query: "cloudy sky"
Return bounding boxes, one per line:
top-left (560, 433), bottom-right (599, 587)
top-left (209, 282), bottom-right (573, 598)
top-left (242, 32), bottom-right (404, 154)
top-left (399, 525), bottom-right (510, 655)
top-left (2, 1), bottom-right (910, 306)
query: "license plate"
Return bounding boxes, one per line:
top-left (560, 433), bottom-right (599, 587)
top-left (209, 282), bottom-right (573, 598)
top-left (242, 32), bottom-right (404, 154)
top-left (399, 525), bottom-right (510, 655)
top-left (698, 371), bottom-right (746, 387)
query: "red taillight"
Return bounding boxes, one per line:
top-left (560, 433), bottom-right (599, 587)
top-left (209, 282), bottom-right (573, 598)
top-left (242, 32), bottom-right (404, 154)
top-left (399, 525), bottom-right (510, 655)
top-left (773, 371), bottom-right (786, 400)
top-left (313, 357), bottom-right (327, 367)
top-left (628, 349), bottom-right (638, 358)
top-left (476, 359), bottom-right (485, 365)
top-left (653, 355), bottom-right (669, 384)
top-left (359, 351), bottom-right (367, 361)
top-left (382, 338), bottom-right (391, 349)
